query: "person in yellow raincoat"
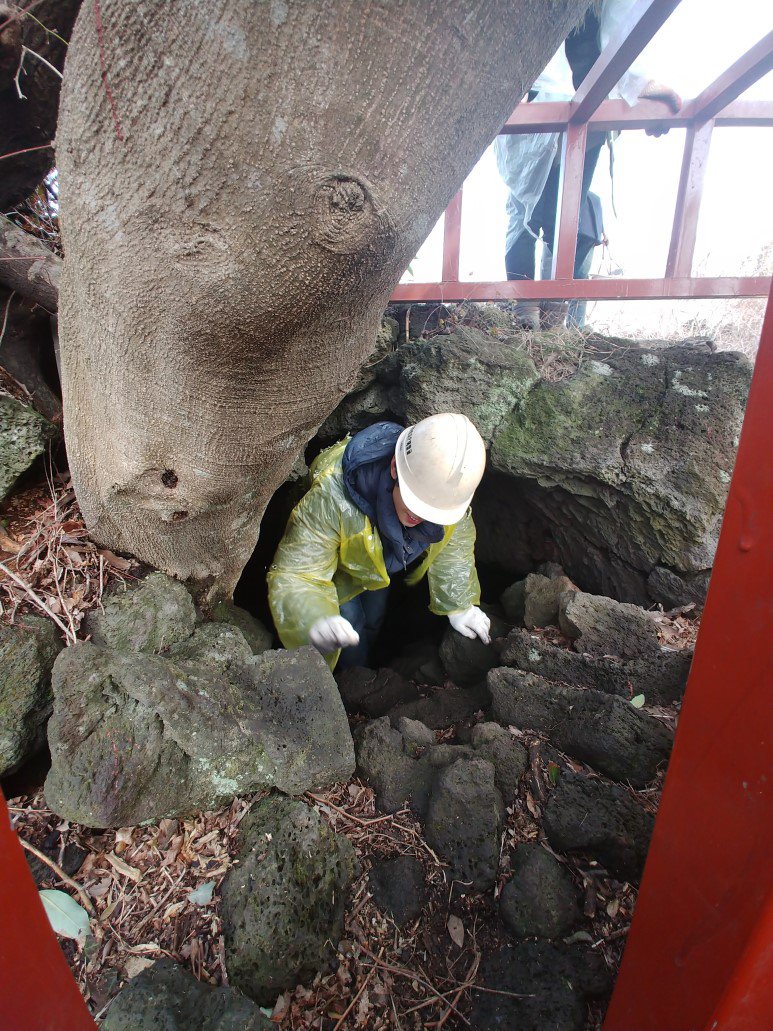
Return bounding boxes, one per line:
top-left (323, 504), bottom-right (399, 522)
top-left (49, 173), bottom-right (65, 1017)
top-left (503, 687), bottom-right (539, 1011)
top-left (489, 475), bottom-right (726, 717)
top-left (268, 413), bottom-right (490, 670)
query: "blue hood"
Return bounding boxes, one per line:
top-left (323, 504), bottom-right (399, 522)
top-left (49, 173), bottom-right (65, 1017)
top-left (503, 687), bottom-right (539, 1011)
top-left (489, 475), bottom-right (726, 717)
top-left (342, 422), bottom-right (443, 573)
top-left (342, 421), bottom-right (403, 521)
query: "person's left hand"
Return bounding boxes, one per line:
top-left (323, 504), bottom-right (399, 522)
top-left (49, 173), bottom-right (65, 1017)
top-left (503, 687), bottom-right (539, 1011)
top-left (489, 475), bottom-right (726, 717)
top-left (639, 81), bottom-right (682, 137)
top-left (448, 607), bottom-right (491, 645)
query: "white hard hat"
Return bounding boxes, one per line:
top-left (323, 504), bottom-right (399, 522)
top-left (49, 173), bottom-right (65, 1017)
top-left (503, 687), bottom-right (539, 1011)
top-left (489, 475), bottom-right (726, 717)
top-left (394, 413), bottom-right (486, 525)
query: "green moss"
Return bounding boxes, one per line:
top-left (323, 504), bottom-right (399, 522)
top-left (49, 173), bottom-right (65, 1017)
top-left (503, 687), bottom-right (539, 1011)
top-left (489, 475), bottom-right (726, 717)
top-left (0, 397), bottom-right (56, 503)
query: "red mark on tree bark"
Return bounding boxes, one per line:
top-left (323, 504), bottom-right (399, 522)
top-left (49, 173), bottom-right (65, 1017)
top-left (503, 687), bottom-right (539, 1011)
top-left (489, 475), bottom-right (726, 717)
top-left (93, 0), bottom-right (124, 142)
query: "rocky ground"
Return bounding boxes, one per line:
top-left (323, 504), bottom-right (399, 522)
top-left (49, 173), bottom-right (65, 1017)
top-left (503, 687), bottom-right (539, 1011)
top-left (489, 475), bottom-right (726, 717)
top-left (2, 474), bottom-right (697, 1029)
top-left (2, 302), bottom-right (726, 1028)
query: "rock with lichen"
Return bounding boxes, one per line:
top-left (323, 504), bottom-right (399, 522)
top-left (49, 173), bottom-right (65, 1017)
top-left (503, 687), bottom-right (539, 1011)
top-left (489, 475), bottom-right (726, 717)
top-left (45, 574), bottom-right (353, 827)
top-left (220, 795), bottom-right (360, 1005)
top-left (0, 395), bottom-right (57, 503)
top-left (0, 616), bottom-right (63, 776)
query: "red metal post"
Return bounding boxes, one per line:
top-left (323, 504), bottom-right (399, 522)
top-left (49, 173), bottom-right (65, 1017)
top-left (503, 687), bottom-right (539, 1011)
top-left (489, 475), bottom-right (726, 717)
top-left (603, 282), bottom-right (773, 1031)
top-left (665, 119), bottom-right (714, 279)
top-left (570, 0), bottom-right (683, 124)
top-left (551, 121), bottom-right (587, 281)
top-left (0, 789), bottom-right (96, 1029)
top-left (441, 189), bottom-right (463, 284)
top-left (688, 30), bottom-right (773, 124)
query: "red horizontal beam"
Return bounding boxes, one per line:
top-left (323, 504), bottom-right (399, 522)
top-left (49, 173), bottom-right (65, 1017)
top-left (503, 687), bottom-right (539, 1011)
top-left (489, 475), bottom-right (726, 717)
top-left (391, 277), bottom-right (771, 303)
top-left (502, 98), bottom-right (773, 133)
top-left (687, 30), bottom-right (773, 124)
top-left (570, 0), bottom-right (683, 124)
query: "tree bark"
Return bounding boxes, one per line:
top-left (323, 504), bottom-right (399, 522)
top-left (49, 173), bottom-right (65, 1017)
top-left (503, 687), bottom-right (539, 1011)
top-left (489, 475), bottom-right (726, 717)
top-left (57, 0), bottom-right (590, 600)
top-left (0, 214), bottom-right (61, 311)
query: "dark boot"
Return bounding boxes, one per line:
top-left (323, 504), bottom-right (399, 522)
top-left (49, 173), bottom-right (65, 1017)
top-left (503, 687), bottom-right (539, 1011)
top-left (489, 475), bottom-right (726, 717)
top-left (540, 300), bottom-right (568, 330)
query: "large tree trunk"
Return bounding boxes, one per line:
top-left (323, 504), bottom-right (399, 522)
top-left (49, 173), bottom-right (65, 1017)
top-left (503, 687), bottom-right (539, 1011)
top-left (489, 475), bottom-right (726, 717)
top-left (58, 0), bottom-right (588, 601)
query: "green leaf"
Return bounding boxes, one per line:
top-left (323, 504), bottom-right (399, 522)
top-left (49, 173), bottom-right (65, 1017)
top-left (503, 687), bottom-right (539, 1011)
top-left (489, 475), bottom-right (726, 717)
top-left (39, 889), bottom-right (90, 942)
top-left (547, 761), bottom-right (560, 785)
top-left (187, 880), bottom-right (216, 906)
top-left (630, 694), bottom-right (645, 709)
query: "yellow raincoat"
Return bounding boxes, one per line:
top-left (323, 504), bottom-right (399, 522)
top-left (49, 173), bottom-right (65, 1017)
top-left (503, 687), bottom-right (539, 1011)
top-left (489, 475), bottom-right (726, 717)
top-left (267, 438), bottom-right (481, 668)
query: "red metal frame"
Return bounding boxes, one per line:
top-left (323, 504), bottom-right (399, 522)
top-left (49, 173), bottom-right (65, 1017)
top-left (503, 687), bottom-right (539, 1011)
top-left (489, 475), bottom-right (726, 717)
top-left (391, 5), bottom-right (773, 304)
top-left (393, 276), bottom-right (770, 302)
top-left (604, 279), bottom-right (773, 1031)
top-left (689, 30), bottom-right (773, 124)
top-left (502, 97), bottom-right (773, 132)
top-left (569, 0), bottom-right (682, 125)
top-left (0, 789), bottom-right (96, 1030)
top-left (665, 119), bottom-right (714, 279)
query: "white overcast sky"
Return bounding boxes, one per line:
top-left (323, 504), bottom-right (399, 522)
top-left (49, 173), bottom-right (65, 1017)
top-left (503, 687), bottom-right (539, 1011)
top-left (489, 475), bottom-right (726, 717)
top-left (403, 0), bottom-right (773, 301)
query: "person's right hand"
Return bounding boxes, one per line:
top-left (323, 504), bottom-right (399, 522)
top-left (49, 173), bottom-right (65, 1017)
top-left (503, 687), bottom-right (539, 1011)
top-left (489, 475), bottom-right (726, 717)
top-left (309, 616), bottom-right (360, 654)
top-left (639, 81), bottom-right (682, 137)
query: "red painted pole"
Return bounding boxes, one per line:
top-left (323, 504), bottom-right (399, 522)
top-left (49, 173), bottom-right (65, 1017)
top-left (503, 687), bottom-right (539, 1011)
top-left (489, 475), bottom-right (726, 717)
top-left (441, 188), bottom-right (463, 284)
top-left (665, 119), bottom-right (714, 279)
top-left (551, 121), bottom-right (587, 281)
top-left (570, 0), bottom-right (683, 125)
top-left (0, 789), bottom-right (96, 1030)
top-left (604, 282), bottom-right (773, 1030)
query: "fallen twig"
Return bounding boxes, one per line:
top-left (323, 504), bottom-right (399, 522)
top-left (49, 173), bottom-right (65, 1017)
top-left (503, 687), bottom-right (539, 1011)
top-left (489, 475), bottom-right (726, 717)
top-left (528, 741), bottom-right (547, 803)
top-left (18, 836), bottom-right (97, 918)
top-left (591, 924), bottom-right (630, 949)
top-left (357, 942), bottom-right (469, 1026)
top-left (0, 558), bottom-right (76, 642)
top-left (305, 792), bottom-right (406, 828)
top-left (428, 951), bottom-right (481, 1029)
top-left (332, 945), bottom-right (383, 1030)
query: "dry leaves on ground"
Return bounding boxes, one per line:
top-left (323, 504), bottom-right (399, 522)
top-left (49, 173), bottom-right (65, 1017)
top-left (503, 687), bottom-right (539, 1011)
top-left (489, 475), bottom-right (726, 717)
top-left (0, 470), bottom-right (139, 641)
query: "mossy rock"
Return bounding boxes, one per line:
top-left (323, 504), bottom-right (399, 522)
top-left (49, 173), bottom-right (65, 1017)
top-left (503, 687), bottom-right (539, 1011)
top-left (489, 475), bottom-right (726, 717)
top-left (0, 396), bottom-right (56, 503)
top-left (102, 958), bottom-right (272, 1030)
top-left (209, 600), bottom-right (272, 654)
top-left (0, 616), bottom-right (63, 776)
top-left (45, 633), bottom-right (354, 827)
top-left (82, 571), bottom-right (197, 653)
top-left (221, 795), bottom-right (360, 1005)
top-left (397, 328), bottom-right (539, 443)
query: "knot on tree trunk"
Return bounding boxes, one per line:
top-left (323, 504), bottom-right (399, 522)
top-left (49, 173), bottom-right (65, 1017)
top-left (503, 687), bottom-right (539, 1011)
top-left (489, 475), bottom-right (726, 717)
top-left (311, 172), bottom-right (395, 259)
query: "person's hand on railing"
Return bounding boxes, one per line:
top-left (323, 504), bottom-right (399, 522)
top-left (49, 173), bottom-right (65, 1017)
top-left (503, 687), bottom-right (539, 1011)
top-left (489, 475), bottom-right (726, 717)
top-left (639, 81), bottom-right (683, 137)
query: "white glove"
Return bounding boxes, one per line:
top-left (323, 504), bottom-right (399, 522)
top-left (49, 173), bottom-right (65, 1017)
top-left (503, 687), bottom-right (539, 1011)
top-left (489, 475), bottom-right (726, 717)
top-left (309, 615), bottom-right (360, 654)
top-left (448, 606), bottom-right (491, 645)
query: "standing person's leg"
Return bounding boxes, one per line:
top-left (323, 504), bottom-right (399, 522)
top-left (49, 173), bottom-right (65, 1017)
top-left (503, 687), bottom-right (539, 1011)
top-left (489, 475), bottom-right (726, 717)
top-left (504, 231), bottom-right (537, 281)
top-left (337, 587), bottom-right (390, 669)
top-left (567, 243), bottom-right (595, 328)
top-left (541, 140), bottom-right (602, 257)
top-left (505, 162), bottom-right (560, 330)
top-left (540, 138), bottom-right (603, 328)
